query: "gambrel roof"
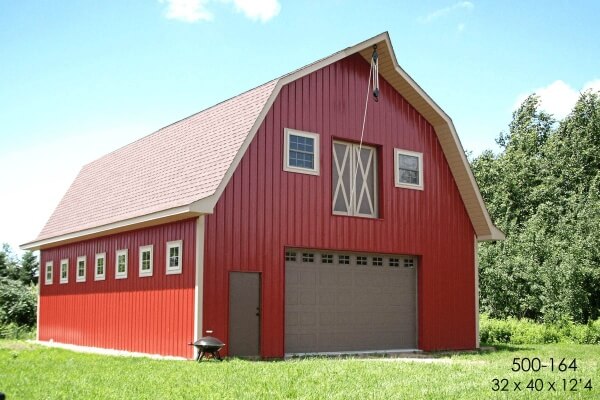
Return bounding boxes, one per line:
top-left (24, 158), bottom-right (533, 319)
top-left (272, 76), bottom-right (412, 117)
top-left (22, 32), bottom-right (503, 250)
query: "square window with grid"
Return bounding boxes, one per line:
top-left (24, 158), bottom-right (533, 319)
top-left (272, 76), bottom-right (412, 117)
top-left (404, 259), bottom-right (415, 268)
top-left (389, 258), bottom-right (400, 267)
top-left (289, 135), bottom-right (315, 169)
top-left (285, 251), bottom-right (296, 262)
top-left (302, 253), bottom-right (314, 262)
top-left (338, 255), bottom-right (350, 265)
top-left (321, 254), bottom-right (333, 264)
top-left (356, 256), bottom-right (367, 265)
top-left (284, 129), bottom-right (319, 175)
top-left (372, 257), bottom-right (383, 266)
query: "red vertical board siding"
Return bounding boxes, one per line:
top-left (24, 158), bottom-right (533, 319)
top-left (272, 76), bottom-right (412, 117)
top-left (204, 54), bottom-right (476, 357)
top-left (39, 218), bottom-right (196, 358)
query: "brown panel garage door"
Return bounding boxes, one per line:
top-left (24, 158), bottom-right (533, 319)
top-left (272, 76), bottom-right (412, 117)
top-left (285, 250), bottom-right (417, 354)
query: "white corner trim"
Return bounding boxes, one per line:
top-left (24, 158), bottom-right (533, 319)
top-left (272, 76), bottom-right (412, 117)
top-left (193, 216), bottom-right (205, 359)
top-left (37, 251), bottom-right (42, 341)
top-left (474, 235), bottom-right (480, 348)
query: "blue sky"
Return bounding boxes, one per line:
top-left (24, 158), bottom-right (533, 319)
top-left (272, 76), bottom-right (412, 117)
top-left (1, 1), bottom-right (599, 252)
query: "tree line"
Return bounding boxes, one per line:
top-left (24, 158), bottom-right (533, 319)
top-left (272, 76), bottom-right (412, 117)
top-left (472, 91), bottom-right (600, 324)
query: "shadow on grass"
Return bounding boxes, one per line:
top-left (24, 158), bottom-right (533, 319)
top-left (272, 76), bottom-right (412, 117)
top-left (481, 343), bottom-right (535, 352)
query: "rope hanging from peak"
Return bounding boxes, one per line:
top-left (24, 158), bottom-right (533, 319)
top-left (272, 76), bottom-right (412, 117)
top-left (349, 45), bottom-right (381, 209)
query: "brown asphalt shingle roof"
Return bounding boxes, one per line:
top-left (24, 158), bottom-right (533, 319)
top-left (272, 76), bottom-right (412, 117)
top-left (37, 79), bottom-right (278, 241)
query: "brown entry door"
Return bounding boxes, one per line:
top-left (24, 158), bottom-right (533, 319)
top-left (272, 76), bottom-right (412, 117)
top-left (229, 272), bottom-right (261, 357)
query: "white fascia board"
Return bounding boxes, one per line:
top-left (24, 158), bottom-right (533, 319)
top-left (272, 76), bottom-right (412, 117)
top-left (21, 205), bottom-right (200, 251)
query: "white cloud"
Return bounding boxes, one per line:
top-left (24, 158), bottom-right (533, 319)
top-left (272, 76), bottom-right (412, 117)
top-left (419, 1), bottom-right (474, 23)
top-left (162, 0), bottom-right (214, 22)
top-left (161, 0), bottom-right (280, 23)
top-left (512, 79), bottom-right (600, 120)
top-left (230, 0), bottom-right (280, 22)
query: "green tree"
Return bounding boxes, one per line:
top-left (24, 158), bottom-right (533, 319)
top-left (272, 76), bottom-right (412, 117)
top-left (473, 91), bottom-right (600, 323)
top-left (19, 251), bottom-right (39, 285)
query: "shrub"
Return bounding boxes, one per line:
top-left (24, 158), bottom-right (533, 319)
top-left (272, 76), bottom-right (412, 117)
top-left (0, 322), bottom-right (35, 339)
top-left (0, 277), bottom-right (37, 327)
top-left (480, 314), bottom-right (600, 345)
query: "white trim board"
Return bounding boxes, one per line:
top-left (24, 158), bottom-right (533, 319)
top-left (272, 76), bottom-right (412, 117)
top-left (193, 216), bottom-right (205, 359)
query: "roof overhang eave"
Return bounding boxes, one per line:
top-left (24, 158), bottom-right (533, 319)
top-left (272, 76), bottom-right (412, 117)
top-left (20, 203), bottom-right (213, 251)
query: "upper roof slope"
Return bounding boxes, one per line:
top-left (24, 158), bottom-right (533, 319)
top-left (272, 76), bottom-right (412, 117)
top-left (23, 32), bottom-right (503, 250)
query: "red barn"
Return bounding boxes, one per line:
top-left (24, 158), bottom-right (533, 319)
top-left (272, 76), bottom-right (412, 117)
top-left (22, 33), bottom-right (503, 359)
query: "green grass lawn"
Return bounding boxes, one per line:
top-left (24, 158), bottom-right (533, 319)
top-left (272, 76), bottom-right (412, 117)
top-left (0, 341), bottom-right (598, 399)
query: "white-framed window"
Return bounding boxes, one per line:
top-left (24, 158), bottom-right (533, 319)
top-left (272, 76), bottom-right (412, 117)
top-left (165, 240), bottom-right (183, 275)
top-left (59, 259), bottom-right (69, 284)
top-left (139, 245), bottom-right (153, 277)
top-left (45, 261), bottom-right (53, 285)
top-left (95, 253), bottom-right (106, 281)
top-left (332, 141), bottom-right (378, 218)
top-left (115, 249), bottom-right (128, 279)
top-left (394, 149), bottom-right (423, 190)
top-left (283, 128), bottom-right (320, 175)
top-left (76, 256), bottom-right (86, 283)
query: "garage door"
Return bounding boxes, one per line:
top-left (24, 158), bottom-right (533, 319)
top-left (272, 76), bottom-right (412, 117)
top-left (285, 249), bottom-right (417, 354)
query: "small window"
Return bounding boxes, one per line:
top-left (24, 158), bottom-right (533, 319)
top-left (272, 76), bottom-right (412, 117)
top-left (283, 128), bottom-right (320, 175)
top-left (139, 245), bottom-right (153, 277)
top-left (95, 253), bottom-right (106, 281)
top-left (389, 258), bottom-right (400, 267)
top-left (60, 259), bottom-right (69, 284)
top-left (285, 251), bottom-right (296, 262)
top-left (321, 254), bottom-right (333, 264)
top-left (338, 255), bottom-right (350, 265)
top-left (115, 249), bottom-right (128, 279)
top-left (372, 257), bottom-right (383, 266)
top-left (404, 259), bottom-right (415, 268)
top-left (395, 149), bottom-right (423, 190)
top-left (302, 253), bottom-right (314, 263)
top-left (45, 261), bottom-right (53, 285)
top-left (76, 256), bottom-right (86, 283)
top-left (356, 256), bottom-right (367, 265)
top-left (166, 240), bottom-right (183, 275)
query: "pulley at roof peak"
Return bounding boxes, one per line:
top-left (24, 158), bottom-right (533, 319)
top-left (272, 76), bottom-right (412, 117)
top-left (371, 45), bottom-right (380, 102)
